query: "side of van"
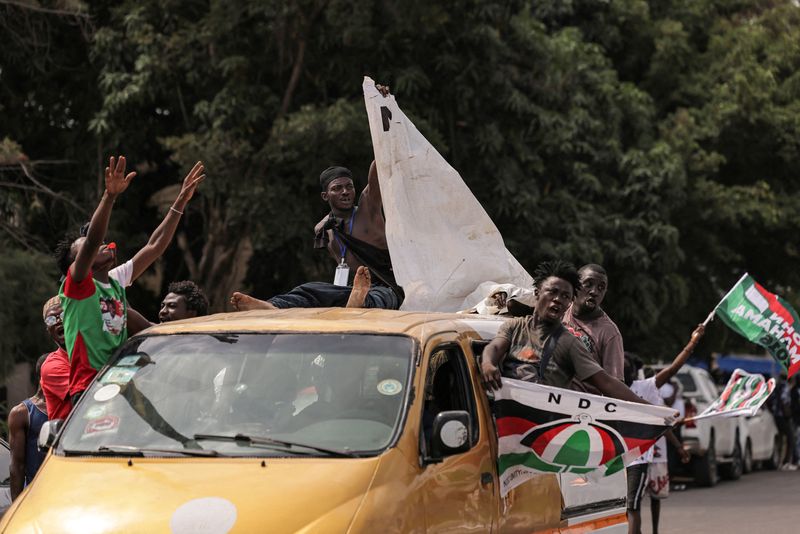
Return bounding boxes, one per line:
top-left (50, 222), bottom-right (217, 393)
top-left (1, 309), bottom-right (626, 533)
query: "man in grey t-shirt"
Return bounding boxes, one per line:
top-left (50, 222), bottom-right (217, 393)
top-left (481, 260), bottom-right (645, 403)
top-left (563, 263), bottom-right (624, 380)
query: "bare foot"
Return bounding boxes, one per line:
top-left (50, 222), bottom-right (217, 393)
top-left (346, 266), bottom-right (371, 308)
top-left (230, 292), bottom-right (277, 311)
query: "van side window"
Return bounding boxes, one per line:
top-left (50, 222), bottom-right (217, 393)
top-left (422, 346), bottom-right (479, 452)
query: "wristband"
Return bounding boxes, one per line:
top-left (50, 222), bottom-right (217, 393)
top-left (170, 206), bottom-right (184, 215)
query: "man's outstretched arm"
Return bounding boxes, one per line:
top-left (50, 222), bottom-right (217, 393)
top-left (665, 429), bottom-right (691, 463)
top-left (362, 159), bottom-right (382, 206)
top-left (71, 156), bottom-right (136, 282)
top-left (127, 161), bottom-right (205, 282)
top-left (360, 84), bottom-right (390, 212)
top-left (588, 370), bottom-right (649, 404)
top-left (655, 324), bottom-right (705, 389)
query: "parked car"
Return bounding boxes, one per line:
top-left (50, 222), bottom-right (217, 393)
top-left (671, 365), bottom-right (748, 486)
top-left (739, 403), bottom-right (781, 472)
top-left (0, 309), bottom-right (628, 533)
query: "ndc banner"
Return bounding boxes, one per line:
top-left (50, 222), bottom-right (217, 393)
top-left (693, 368), bottom-right (775, 421)
top-left (493, 378), bottom-right (677, 497)
top-left (715, 274), bottom-right (800, 378)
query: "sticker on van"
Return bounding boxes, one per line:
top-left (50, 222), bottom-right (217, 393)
top-left (170, 497), bottom-right (238, 534)
top-left (377, 379), bottom-right (402, 396)
top-left (101, 367), bottom-right (137, 385)
top-left (94, 384), bottom-right (121, 402)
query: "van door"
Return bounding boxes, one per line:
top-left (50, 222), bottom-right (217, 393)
top-left (419, 340), bottom-right (496, 533)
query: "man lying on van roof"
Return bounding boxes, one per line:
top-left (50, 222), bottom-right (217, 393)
top-left (480, 260), bottom-right (646, 404)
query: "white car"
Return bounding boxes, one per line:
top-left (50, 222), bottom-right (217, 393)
top-left (739, 403), bottom-right (781, 473)
top-left (672, 365), bottom-right (748, 486)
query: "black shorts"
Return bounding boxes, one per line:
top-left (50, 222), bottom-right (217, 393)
top-left (626, 463), bottom-right (649, 511)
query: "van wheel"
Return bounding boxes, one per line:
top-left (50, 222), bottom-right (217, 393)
top-left (765, 437), bottom-right (782, 470)
top-left (742, 440), bottom-right (753, 474)
top-left (721, 438), bottom-right (743, 480)
top-left (695, 436), bottom-right (718, 487)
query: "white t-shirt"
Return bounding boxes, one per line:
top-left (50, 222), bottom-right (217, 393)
top-left (109, 259), bottom-right (134, 288)
top-left (630, 377), bottom-right (666, 465)
top-left (660, 382), bottom-right (686, 419)
top-left (671, 398), bottom-right (685, 419)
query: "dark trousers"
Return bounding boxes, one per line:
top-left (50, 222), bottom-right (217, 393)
top-left (268, 282), bottom-right (401, 310)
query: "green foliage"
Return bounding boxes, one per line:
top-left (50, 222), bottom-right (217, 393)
top-left (0, 246), bottom-right (58, 372)
top-left (2, 0), bottom-right (800, 365)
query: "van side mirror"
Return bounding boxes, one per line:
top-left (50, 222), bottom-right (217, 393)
top-left (38, 420), bottom-right (63, 451)
top-left (426, 410), bottom-right (471, 464)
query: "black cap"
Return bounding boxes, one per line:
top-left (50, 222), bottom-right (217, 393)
top-left (319, 166), bottom-right (353, 191)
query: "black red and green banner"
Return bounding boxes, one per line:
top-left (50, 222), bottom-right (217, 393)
top-left (692, 368), bottom-right (775, 421)
top-left (493, 378), bottom-right (676, 496)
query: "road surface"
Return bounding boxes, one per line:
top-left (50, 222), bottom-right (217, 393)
top-left (640, 469), bottom-right (800, 533)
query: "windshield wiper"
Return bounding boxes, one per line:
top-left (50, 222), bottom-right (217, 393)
top-left (193, 433), bottom-right (356, 457)
top-left (63, 445), bottom-right (221, 457)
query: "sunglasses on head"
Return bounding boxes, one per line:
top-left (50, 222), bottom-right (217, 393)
top-left (44, 313), bottom-right (63, 327)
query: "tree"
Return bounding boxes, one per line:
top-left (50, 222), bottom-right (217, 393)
top-left (3, 0), bottom-right (800, 367)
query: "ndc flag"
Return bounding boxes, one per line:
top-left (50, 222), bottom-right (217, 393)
top-left (493, 378), bottom-right (677, 497)
top-left (715, 274), bottom-right (800, 378)
top-left (694, 368), bottom-right (775, 421)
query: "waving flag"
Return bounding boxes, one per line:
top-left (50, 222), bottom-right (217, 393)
top-left (362, 77), bottom-right (532, 312)
top-left (715, 274), bottom-right (800, 378)
top-left (692, 369), bottom-right (775, 421)
top-left (493, 378), bottom-right (677, 497)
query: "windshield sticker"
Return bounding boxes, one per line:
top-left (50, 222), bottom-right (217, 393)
top-left (83, 405), bottom-right (107, 419)
top-left (377, 379), bottom-right (402, 396)
top-left (83, 415), bottom-right (120, 436)
top-left (170, 497), bottom-right (238, 534)
top-left (313, 354), bottom-right (325, 368)
top-left (116, 355), bottom-right (142, 367)
top-left (101, 367), bottom-right (137, 385)
top-left (94, 383), bottom-right (121, 402)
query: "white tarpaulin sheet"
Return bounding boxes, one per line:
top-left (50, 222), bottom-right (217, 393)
top-left (362, 77), bottom-right (532, 312)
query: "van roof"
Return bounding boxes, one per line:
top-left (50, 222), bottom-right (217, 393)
top-left (143, 308), bottom-right (508, 339)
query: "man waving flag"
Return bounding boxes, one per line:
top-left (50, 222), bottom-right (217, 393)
top-left (714, 274), bottom-right (800, 378)
top-left (493, 378), bottom-right (677, 496)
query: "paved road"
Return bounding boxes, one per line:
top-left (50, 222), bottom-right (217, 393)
top-left (639, 469), bottom-right (800, 533)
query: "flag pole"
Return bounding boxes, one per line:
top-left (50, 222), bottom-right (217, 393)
top-left (702, 272), bottom-right (749, 327)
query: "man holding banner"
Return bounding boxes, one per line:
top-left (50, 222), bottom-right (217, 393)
top-left (480, 260), bottom-right (645, 404)
top-left (231, 84), bottom-right (404, 312)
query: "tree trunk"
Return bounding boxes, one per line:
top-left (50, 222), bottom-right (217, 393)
top-left (176, 203), bottom-right (253, 313)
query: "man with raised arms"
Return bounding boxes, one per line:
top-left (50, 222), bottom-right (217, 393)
top-left (57, 156), bottom-right (137, 403)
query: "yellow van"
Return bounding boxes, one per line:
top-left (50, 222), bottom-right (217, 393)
top-left (2, 309), bottom-right (626, 533)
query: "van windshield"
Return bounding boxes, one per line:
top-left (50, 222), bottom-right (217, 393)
top-left (58, 333), bottom-right (413, 457)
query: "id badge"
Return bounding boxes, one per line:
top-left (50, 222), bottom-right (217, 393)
top-left (334, 261), bottom-right (350, 286)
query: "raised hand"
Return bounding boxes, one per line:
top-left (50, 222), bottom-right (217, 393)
top-left (174, 161), bottom-right (206, 209)
top-left (689, 324), bottom-right (706, 346)
top-left (105, 156), bottom-right (137, 196)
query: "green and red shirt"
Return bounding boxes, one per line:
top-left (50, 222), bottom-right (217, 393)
top-left (59, 270), bottom-right (128, 395)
